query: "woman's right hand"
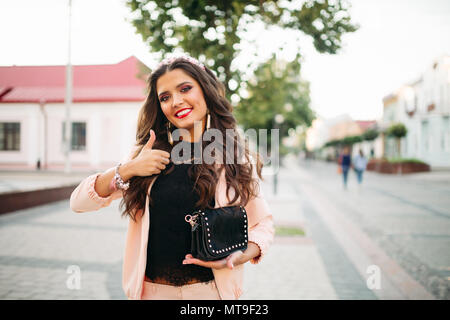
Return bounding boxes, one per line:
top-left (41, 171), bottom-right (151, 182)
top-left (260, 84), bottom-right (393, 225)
top-left (129, 129), bottom-right (171, 177)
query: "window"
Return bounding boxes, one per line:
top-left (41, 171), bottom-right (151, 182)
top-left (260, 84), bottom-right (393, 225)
top-left (62, 122), bottom-right (86, 151)
top-left (0, 122), bottom-right (20, 151)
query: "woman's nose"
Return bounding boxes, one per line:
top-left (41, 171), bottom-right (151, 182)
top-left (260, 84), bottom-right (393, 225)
top-left (172, 93), bottom-right (184, 107)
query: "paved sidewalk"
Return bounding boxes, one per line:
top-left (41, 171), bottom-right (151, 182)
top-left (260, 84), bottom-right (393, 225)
top-left (5, 158), bottom-right (436, 300)
top-left (242, 164), bottom-right (378, 300)
top-left (0, 200), bottom-right (127, 299)
top-left (240, 168), bottom-right (337, 299)
top-left (0, 166), bottom-right (338, 300)
top-left (0, 171), bottom-right (88, 194)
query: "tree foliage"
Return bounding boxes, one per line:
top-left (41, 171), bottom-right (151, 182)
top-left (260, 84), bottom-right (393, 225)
top-left (386, 122), bottom-right (407, 158)
top-left (386, 123), bottom-right (407, 139)
top-left (127, 0), bottom-right (358, 91)
top-left (362, 128), bottom-right (379, 141)
top-left (235, 53), bottom-right (314, 147)
top-left (324, 134), bottom-right (364, 148)
top-left (126, 0), bottom-right (358, 139)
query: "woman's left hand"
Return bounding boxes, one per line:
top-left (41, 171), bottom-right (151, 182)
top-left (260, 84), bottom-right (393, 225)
top-left (182, 242), bottom-right (261, 270)
top-left (182, 250), bottom-right (244, 270)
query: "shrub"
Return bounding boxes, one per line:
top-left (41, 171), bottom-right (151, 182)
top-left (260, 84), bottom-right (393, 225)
top-left (363, 128), bottom-right (379, 141)
top-left (387, 158), bottom-right (428, 165)
top-left (386, 123), bottom-right (407, 138)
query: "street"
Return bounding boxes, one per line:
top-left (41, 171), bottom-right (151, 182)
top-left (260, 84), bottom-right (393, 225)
top-left (0, 157), bottom-right (449, 299)
top-left (278, 156), bottom-right (449, 299)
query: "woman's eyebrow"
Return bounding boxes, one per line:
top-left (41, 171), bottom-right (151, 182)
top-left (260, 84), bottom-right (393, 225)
top-left (158, 81), bottom-right (193, 98)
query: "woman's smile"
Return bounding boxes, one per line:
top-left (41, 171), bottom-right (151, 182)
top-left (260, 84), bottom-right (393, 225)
top-left (175, 108), bottom-right (193, 119)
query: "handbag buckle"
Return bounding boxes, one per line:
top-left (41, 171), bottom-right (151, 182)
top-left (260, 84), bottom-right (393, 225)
top-left (185, 213), bottom-right (200, 230)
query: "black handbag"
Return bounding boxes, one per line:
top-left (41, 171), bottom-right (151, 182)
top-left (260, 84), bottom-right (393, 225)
top-left (185, 205), bottom-right (248, 261)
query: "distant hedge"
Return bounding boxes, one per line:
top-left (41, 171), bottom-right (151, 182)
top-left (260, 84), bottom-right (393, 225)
top-left (323, 129), bottom-right (379, 148)
top-left (387, 158), bottom-right (427, 165)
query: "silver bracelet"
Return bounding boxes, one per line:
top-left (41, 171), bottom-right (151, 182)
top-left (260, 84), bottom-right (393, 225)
top-left (114, 163), bottom-right (130, 191)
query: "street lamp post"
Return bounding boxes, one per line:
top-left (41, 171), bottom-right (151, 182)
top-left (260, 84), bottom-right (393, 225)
top-left (273, 114), bottom-right (284, 195)
top-left (39, 99), bottom-right (48, 170)
top-left (64, 0), bottom-right (73, 173)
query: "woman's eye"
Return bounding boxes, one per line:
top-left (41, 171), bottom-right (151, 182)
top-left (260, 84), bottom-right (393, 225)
top-left (160, 86), bottom-right (191, 102)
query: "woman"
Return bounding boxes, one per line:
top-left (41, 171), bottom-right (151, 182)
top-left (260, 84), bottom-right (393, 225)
top-left (353, 149), bottom-right (367, 186)
top-left (70, 55), bottom-right (274, 300)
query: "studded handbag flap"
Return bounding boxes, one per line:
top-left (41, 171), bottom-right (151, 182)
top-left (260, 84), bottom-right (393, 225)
top-left (185, 206), bottom-right (248, 261)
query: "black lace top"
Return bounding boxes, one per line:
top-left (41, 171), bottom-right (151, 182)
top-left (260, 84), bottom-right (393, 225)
top-left (145, 141), bottom-right (215, 286)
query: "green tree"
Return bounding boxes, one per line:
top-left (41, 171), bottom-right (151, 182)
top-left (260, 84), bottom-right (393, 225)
top-left (126, 0), bottom-right (358, 146)
top-left (362, 128), bottom-right (379, 141)
top-left (342, 135), bottom-right (363, 146)
top-left (386, 123), bottom-right (408, 157)
top-left (235, 53), bottom-right (314, 152)
top-left (362, 128), bottom-right (378, 158)
top-left (126, 0), bottom-right (359, 98)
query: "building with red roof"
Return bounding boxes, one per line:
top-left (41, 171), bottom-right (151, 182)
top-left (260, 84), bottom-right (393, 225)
top-left (0, 55), bottom-right (148, 103)
top-left (0, 56), bottom-right (149, 170)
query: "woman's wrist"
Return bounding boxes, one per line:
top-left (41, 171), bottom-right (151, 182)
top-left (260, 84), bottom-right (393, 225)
top-left (237, 242), bottom-right (260, 265)
top-left (117, 160), bottom-right (135, 182)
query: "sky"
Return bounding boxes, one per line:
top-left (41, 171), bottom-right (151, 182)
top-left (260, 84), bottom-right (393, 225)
top-left (1, 0), bottom-right (449, 121)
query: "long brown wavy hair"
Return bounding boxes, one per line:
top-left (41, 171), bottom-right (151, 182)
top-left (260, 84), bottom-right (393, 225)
top-left (120, 57), bottom-right (263, 221)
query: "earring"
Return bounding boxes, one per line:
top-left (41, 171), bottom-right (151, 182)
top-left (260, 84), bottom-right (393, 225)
top-left (167, 122), bottom-right (173, 145)
top-left (206, 111), bottom-right (211, 130)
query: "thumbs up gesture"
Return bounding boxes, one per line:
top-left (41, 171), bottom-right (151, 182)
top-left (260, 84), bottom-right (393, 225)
top-left (144, 128), bottom-right (156, 150)
top-left (131, 130), bottom-right (171, 177)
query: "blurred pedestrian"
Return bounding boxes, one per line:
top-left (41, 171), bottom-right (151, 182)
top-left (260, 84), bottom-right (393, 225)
top-left (353, 149), bottom-right (368, 186)
top-left (339, 146), bottom-right (351, 189)
top-left (69, 55), bottom-right (274, 300)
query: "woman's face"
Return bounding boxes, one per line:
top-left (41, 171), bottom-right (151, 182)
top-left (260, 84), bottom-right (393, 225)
top-left (156, 68), bottom-right (208, 142)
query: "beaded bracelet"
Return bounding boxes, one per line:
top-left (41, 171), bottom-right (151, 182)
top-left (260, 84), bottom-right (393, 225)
top-left (113, 163), bottom-right (130, 191)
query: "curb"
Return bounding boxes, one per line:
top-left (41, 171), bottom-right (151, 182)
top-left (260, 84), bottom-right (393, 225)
top-left (0, 185), bottom-right (78, 215)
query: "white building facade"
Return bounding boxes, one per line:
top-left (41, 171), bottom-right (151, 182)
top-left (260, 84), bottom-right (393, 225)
top-left (0, 102), bottom-right (140, 171)
top-left (382, 55), bottom-right (450, 168)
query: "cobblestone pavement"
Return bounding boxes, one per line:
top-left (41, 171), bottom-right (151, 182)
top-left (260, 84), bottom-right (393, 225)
top-left (1, 158), bottom-right (447, 299)
top-left (0, 200), bottom-right (127, 299)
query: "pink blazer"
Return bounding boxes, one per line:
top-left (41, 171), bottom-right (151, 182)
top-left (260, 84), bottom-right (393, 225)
top-left (70, 147), bottom-right (274, 300)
